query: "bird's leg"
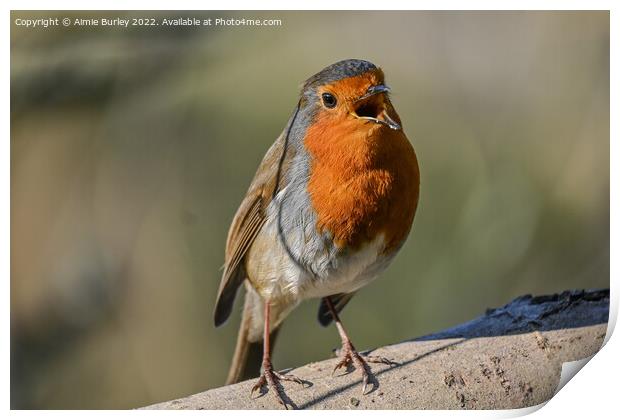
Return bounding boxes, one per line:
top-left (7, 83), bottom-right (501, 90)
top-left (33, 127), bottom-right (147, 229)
top-left (250, 300), bottom-right (303, 409)
top-left (325, 297), bottom-right (395, 395)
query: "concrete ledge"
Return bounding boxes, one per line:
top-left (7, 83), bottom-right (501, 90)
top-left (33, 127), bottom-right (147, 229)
top-left (143, 289), bottom-right (609, 410)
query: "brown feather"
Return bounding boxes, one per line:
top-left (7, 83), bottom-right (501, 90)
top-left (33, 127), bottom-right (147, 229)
top-left (213, 121), bottom-right (297, 326)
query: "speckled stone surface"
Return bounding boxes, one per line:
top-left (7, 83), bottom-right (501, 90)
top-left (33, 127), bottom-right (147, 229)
top-left (143, 289), bottom-right (609, 410)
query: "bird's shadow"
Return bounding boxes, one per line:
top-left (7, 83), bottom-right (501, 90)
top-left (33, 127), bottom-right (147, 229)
top-left (298, 339), bottom-right (466, 409)
top-left (297, 288), bottom-right (609, 409)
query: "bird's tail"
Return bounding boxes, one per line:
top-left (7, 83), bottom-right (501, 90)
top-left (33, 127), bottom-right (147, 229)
top-left (226, 285), bottom-right (280, 384)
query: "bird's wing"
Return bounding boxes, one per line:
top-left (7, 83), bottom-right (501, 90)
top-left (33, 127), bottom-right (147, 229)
top-left (213, 130), bottom-right (292, 327)
top-left (317, 292), bottom-right (357, 326)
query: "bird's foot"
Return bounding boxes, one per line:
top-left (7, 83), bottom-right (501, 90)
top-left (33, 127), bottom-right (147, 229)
top-left (332, 340), bottom-right (396, 395)
top-left (250, 362), bottom-right (305, 409)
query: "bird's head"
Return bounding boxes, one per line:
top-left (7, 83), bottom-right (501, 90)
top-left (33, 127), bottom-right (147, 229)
top-left (299, 59), bottom-right (402, 133)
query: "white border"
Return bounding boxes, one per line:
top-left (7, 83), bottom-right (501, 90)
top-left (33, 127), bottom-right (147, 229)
top-left (3, 0), bottom-right (619, 10)
top-left (4, 1), bottom-right (617, 419)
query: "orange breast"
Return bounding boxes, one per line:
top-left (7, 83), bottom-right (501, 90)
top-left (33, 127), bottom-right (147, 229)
top-left (304, 116), bottom-right (420, 254)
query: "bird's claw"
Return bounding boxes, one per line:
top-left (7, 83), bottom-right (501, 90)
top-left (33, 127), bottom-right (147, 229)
top-left (274, 371), bottom-right (305, 385)
top-left (250, 375), bottom-right (267, 397)
top-left (332, 341), bottom-right (394, 395)
top-left (331, 357), bottom-right (350, 376)
top-left (250, 365), bottom-right (304, 409)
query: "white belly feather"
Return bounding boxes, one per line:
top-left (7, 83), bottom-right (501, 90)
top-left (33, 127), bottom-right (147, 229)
top-left (243, 188), bottom-right (393, 339)
top-left (248, 215), bottom-right (388, 303)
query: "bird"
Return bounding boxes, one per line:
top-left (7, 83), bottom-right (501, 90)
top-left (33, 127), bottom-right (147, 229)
top-left (213, 59), bottom-right (420, 408)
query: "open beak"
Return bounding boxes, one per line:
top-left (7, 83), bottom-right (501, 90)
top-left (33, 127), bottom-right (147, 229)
top-left (351, 84), bottom-right (401, 130)
top-left (357, 84), bottom-right (391, 101)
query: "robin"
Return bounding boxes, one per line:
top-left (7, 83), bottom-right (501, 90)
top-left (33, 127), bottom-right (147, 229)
top-left (213, 59), bottom-right (420, 408)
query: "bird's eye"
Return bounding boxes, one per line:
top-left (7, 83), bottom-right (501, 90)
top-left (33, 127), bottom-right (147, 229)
top-left (321, 93), bottom-right (337, 109)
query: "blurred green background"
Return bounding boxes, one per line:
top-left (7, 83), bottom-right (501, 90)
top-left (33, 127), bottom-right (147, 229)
top-left (10, 11), bottom-right (609, 409)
